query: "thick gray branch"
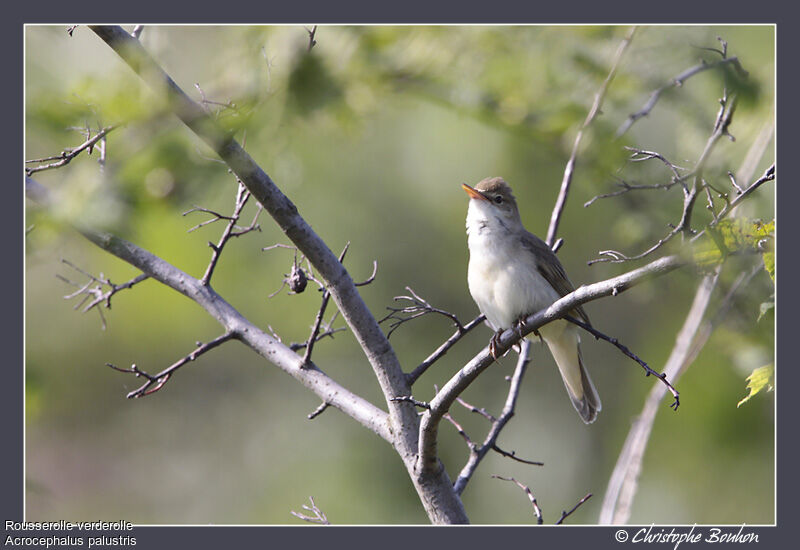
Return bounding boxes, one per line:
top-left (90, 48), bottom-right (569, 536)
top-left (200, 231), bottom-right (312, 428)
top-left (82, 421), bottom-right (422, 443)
top-left (27, 177), bottom-right (391, 441)
top-left (86, 26), bottom-right (418, 441)
top-left (57, 27), bottom-right (469, 524)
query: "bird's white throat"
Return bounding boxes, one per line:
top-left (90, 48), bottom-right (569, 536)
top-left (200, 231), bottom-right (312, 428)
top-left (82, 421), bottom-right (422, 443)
top-left (465, 200), bottom-right (560, 331)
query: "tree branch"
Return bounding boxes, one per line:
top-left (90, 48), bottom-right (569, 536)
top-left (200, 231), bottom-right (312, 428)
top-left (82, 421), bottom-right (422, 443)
top-left (25, 125), bottom-right (118, 176)
top-left (556, 493), bottom-right (593, 525)
top-left (564, 315), bottom-right (679, 409)
top-left (406, 314), bottom-right (484, 386)
top-left (617, 54), bottom-right (747, 137)
top-left (589, 93), bottom-right (742, 265)
top-left (87, 24), bottom-right (419, 440)
top-left (545, 26), bottom-right (636, 247)
top-left (107, 332), bottom-right (236, 398)
top-left (453, 340), bottom-right (534, 495)
top-left (598, 266), bottom-right (721, 525)
top-left (491, 475), bottom-right (543, 524)
top-left (69, 26), bottom-right (470, 523)
top-left (27, 176), bottom-right (393, 443)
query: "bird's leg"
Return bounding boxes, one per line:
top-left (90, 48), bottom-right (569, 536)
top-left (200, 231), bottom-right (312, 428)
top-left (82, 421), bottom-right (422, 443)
top-left (514, 316), bottom-right (541, 342)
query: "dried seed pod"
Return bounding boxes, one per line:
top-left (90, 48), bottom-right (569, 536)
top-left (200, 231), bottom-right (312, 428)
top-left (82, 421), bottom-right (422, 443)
top-left (287, 261), bottom-right (308, 294)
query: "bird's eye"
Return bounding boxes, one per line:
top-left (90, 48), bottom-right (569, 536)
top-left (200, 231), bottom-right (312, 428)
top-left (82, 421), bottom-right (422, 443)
top-left (493, 195), bottom-right (503, 204)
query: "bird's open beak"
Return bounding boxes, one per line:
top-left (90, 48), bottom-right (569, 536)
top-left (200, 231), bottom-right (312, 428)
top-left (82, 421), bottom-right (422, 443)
top-left (462, 183), bottom-right (488, 201)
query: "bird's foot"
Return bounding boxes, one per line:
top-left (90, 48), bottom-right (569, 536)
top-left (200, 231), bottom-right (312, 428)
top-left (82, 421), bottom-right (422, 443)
top-left (489, 331), bottom-right (503, 360)
top-left (513, 316), bottom-right (539, 339)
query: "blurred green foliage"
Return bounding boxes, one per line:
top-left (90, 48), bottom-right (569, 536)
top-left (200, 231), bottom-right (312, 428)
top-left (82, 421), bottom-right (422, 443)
top-left (25, 25), bottom-right (774, 525)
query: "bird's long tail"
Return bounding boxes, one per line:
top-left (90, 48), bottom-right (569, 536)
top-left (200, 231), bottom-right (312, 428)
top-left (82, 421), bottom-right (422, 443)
top-left (539, 320), bottom-right (601, 424)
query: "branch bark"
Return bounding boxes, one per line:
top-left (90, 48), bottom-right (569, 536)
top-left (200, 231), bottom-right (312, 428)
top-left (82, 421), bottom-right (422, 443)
top-left (27, 177), bottom-right (393, 441)
top-left (82, 26), bottom-right (469, 524)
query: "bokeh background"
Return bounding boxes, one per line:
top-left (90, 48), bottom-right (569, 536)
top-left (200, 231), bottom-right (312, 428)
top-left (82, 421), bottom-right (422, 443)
top-left (25, 25), bottom-right (775, 525)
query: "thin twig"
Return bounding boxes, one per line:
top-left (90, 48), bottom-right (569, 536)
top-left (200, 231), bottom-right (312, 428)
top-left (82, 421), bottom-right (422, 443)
top-left (556, 493), bottom-right (593, 525)
top-left (26, 125), bottom-right (118, 175)
top-left (617, 55), bottom-right (747, 136)
top-left (406, 314), bottom-right (485, 386)
top-left (691, 164), bottom-right (775, 243)
top-left (307, 402), bottom-right (330, 420)
top-left (491, 475), bottom-right (543, 525)
top-left (444, 413), bottom-right (475, 449)
top-left (57, 259), bottom-right (149, 330)
top-left (306, 25), bottom-right (318, 51)
top-left (546, 26), bottom-right (636, 247)
top-left (380, 287), bottom-right (466, 338)
top-left (564, 315), bottom-right (679, 410)
top-left (108, 332), bottom-right (236, 398)
top-left (453, 340), bottom-right (535, 495)
top-left (390, 396), bottom-right (431, 410)
top-left (290, 496), bottom-right (329, 525)
top-left (201, 182), bottom-right (261, 285)
top-left (589, 93), bottom-right (740, 265)
top-left (456, 396), bottom-right (497, 423)
top-left (302, 244), bottom-right (349, 365)
top-left (491, 445), bottom-right (544, 466)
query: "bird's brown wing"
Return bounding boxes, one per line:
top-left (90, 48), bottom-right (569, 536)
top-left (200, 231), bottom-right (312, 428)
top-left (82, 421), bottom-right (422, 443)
top-left (520, 230), bottom-right (591, 326)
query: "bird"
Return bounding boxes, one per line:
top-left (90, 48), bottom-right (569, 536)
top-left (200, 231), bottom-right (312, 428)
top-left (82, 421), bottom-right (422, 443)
top-left (462, 176), bottom-right (601, 424)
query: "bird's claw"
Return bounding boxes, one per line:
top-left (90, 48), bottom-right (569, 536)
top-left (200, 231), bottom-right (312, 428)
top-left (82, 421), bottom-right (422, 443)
top-left (489, 331), bottom-right (502, 360)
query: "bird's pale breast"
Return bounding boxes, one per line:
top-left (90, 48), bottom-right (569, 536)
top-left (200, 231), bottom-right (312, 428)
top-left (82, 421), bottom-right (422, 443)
top-left (467, 231), bottom-right (560, 331)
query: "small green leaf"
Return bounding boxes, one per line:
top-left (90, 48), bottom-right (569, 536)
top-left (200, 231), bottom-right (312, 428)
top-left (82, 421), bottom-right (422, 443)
top-left (737, 364), bottom-right (774, 408)
top-left (763, 251), bottom-right (775, 281)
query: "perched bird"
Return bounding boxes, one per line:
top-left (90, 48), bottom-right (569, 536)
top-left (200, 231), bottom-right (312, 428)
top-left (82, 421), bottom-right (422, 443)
top-left (462, 177), bottom-right (601, 423)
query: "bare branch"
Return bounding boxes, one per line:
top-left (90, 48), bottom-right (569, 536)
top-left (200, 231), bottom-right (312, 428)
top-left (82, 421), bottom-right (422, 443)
top-left (390, 395), bottom-right (431, 410)
top-left (306, 25), bottom-right (318, 51)
top-left (108, 332), bottom-right (236, 398)
top-left (691, 163), bottom-right (775, 243)
top-left (354, 261), bottom-right (378, 286)
top-left (444, 412), bottom-right (475, 449)
top-left (380, 286), bottom-right (466, 338)
top-left (556, 493), bottom-right (593, 525)
top-left (599, 266), bottom-right (720, 524)
top-left (57, 259), bottom-right (149, 329)
top-left (456, 396), bottom-right (496, 423)
top-left (546, 26), bottom-right (636, 247)
top-left (453, 340), bottom-right (533, 495)
top-left (617, 55), bottom-right (748, 137)
top-left (27, 176), bottom-right (394, 443)
top-left (589, 94), bottom-right (741, 265)
top-left (406, 314), bottom-right (484, 386)
top-left (301, 244), bottom-right (351, 365)
top-left (201, 182), bottom-right (261, 285)
top-left (491, 445), bottom-right (544, 467)
top-left (491, 475), bottom-right (543, 524)
top-left (93, 30), bottom-right (433, 510)
top-left (291, 496), bottom-right (329, 525)
top-left (25, 125), bottom-right (118, 176)
top-left (307, 402), bottom-right (330, 420)
top-left (564, 315), bottom-right (679, 409)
